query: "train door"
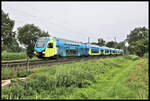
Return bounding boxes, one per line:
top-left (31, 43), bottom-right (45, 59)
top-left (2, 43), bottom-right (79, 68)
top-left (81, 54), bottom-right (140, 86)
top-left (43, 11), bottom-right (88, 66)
top-left (101, 50), bottom-right (104, 55)
top-left (45, 42), bottom-right (57, 57)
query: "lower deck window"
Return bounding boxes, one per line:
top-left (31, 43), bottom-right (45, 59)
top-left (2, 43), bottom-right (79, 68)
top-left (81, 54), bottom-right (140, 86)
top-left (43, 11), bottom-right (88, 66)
top-left (91, 49), bottom-right (99, 53)
top-left (66, 49), bottom-right (78, 55)
top-left (105, 49), bottom-right (109, 53)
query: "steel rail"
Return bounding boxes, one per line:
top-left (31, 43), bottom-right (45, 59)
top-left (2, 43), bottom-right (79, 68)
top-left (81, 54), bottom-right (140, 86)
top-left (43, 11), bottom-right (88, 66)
top-left (1, 55), bottom-right (118, 68)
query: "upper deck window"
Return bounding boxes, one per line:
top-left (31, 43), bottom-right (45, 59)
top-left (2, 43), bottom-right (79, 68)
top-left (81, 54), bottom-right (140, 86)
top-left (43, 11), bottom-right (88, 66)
top-left (36, 37), bottom-right (47, 48)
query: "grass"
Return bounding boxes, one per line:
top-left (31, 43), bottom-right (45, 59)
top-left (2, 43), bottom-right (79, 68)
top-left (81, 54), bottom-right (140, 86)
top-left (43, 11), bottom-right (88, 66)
top-left (1, 55), bottom-right (148, 100)
top-left (1, 67), bottom-right (31, 80)
top-left (2, 52), bottom-right (27, 61)
top-left (125, 57), bottom-right (148, 99)
top-left (2, 52), bottom-right (39, 62)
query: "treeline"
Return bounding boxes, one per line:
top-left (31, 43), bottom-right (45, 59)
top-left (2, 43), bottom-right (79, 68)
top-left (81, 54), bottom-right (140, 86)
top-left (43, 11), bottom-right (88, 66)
top-left (2, 10), bottom-right (50, 58)
top-left (1, 10), bottom-right (149, 57)
top-left (91, 28), bottom-right (148, 57)
top-left (91, 39), bottom-right (127, 54)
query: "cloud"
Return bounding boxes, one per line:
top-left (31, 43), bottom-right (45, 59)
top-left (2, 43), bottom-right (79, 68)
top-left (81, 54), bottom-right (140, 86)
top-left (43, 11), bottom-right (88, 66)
top-left (2, 2), bottom-right (148, 43)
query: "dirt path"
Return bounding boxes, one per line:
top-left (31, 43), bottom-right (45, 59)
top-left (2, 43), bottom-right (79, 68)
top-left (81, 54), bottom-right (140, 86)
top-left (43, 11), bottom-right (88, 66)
top-left (92, 59), bottom-right (138, 99)
top-left (2, 77), bottom-right (26, 88)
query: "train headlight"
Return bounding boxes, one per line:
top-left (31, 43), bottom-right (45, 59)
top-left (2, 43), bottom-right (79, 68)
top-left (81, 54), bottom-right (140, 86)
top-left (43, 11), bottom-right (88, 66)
top-left (42, 51), bottom-right (45, 56)
top-left (34, 51), bottom-right (36, 54)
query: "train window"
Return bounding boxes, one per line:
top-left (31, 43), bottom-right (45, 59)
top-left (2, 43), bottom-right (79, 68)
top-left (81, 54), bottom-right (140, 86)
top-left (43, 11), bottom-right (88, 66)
top-left (92, 49), bottom-right (99, 53)
top-left (36, 37), bottom-right (47, 48)
top-left (105, 49), bottom-right (109, 53)
top-left (66, 49), bottom-right (77, 55)
top-left (48, 43), bottom-right (53, 48)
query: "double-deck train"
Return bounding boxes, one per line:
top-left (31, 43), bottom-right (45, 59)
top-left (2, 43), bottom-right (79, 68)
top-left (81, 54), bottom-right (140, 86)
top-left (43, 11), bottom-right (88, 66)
top-left (34, 36), bottom-right (123, 59)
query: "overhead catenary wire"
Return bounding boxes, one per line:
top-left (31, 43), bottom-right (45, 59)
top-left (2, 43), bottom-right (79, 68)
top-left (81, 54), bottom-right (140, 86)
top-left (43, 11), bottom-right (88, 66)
top-left (4, 6), bottom-right (92, 43)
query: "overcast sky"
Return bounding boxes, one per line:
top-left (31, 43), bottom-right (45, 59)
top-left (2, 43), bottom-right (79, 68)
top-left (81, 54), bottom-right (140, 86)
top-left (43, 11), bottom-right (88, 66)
top-left (2, 2), bottom-right (148, 43)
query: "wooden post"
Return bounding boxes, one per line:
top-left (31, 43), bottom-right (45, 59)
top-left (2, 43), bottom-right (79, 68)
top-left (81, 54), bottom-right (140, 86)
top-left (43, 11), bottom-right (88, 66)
top-left (27, 57), bottom-right (30, 73)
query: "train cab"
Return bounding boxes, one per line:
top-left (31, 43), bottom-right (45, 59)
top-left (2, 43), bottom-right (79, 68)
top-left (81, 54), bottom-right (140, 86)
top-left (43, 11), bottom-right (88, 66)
top-left (119, 49), bottom-right (123, 55)
top-left (34, 37), bottom-right (57, 58)
top-left (120, 49), bottom-right (123, 55)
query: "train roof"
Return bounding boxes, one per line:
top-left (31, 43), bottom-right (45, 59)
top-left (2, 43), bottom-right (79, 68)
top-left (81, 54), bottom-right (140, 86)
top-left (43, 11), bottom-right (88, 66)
top-left (115, 49), bottom-right (120, 51)
top-left (53, 37), bottom-right (81, 43)
top-left (101, 46), bottom-right (111, 50)
top-left (90, 44), bottom-right (100, 48)
top-left (109, 48), bottom-right (115, 51)
top-left (120, 49), bottom-right (122, 51)
top-left (99, 46), bottom-right (105, 49)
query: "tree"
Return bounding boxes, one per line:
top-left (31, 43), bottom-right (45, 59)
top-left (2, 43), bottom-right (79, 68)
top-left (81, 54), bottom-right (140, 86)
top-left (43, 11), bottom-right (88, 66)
top-left (126, 27), bottom-right (148, 57)
top-left (106, 41), bottom-right (118, 48)
top-left (17, 24), bottom-right (49, 58)
top-left (1, 10), bottom-right (15, 51)
top-left (1, 10), bottom-right (22, 52)
top-left (97, 38), bottom-right (105, 46)
top-left (91, 42), bottom-right (98, 45)
top-left (116, 41), bottom-right (125, 49)
top-left (9, 35), bottom-right (23, 52)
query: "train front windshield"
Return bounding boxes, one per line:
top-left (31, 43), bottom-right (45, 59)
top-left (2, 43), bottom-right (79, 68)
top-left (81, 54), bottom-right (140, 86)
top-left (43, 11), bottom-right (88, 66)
top-left (36, 37), bottom-right (47, 48)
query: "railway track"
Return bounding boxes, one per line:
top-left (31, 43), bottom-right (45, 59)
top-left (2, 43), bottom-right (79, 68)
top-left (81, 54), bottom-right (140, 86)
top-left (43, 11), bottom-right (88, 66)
top-left (1, 57), bottom-right (75, 68)
top-left (1, 55), bottom-right (117, 68)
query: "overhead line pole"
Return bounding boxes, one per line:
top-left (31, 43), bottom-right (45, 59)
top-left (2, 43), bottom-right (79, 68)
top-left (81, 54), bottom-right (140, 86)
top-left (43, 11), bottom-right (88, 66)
top-left (114, 36), bottom-right (116, 49)
top-left (88, 37), bottom-right (90, 44)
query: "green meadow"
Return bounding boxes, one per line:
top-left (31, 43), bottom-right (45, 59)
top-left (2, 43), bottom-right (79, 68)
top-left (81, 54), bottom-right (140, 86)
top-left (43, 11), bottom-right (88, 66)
top-left (1, 55), bottom-right (148, 100)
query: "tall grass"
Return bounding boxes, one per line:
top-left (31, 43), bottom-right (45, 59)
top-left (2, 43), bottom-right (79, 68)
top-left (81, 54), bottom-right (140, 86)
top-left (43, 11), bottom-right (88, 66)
top-left (2, 52), bottom-right (39, 61)
top-left (2, 52), bottom-right (27, 61)
top-left (126, 58), bottom-right (148, 99)
top-left (1, 67), bottom-right (31, 80)
top-left (2, 55), bottom-right (148, 100)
